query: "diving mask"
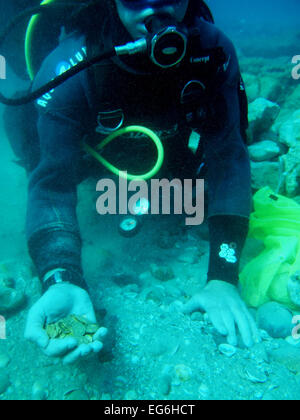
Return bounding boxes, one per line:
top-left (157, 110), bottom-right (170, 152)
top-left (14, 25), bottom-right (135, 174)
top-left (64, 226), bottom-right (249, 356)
top-left (119, 0), bottom-right (186, 10)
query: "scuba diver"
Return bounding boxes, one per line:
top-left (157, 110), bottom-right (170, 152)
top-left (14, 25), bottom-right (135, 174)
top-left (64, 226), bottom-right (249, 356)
top-left (2, 0), bottom-right (260, 363)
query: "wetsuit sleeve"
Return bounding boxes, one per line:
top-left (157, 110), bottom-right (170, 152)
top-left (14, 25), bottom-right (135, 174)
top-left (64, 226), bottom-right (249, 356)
top-left (27, 38), bottom-right (90, 292)
top-left (201, 35), bottom-right (252, 285)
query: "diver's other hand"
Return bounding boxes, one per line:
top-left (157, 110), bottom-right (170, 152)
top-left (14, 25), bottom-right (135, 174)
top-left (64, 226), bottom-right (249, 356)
top-left (183, 280), bottom-right (260, 348)
top-left (25, 283), bottom-right (107, 364)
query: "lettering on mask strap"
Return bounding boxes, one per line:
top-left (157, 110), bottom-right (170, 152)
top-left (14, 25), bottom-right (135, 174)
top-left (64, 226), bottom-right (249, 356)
top-left (36, 46), bottom-right (87, 108)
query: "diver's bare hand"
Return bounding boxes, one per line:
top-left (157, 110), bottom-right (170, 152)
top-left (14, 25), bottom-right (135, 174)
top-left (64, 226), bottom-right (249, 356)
top-left (183, 280), bottom-right (260, 347)
top-left (25, 283), bottom-right (107, 365)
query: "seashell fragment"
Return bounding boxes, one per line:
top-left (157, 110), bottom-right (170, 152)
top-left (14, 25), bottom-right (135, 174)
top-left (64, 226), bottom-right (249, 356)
top-left (64, 388), bottom-right (89, 400)
top-left (244, 365), bottom-right (268, 384)
top-left (218, 344), bottom-right (237, 358)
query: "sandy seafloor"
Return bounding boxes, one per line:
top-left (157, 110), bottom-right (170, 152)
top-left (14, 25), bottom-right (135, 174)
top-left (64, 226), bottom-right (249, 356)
top-left (0, 23), bottom-right (300, 400)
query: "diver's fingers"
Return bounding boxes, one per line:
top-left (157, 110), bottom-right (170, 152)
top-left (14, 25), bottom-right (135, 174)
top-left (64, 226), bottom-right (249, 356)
top-left (208, 309), bottom-right (227, 336)
top-left (90, 341), bottom-right (103, 354)
top-left (245, 309), bottom-right (261, 344)
top-left (25, 304), bottom-right (49, 349)
top-left (221, 309), bottom-right (237, 347)
top-left (63, 344), bottom-right (93, 365)
top-left (182, 295), bottom-right (203, 315)
top-left (231, 304), bottom-right (253, 348)
top-left (43, 338), bottom-right (78, 357)
top-left (78, 312), bottom-right (97, 324)
top-left (63, 341), bottom-right (104, 365)
top-left (93, 327), bottom-right (108, 342)
top-left (62, 347), bottom-right (85, 365)
top-left (78, 344), bottom-right (92, 357)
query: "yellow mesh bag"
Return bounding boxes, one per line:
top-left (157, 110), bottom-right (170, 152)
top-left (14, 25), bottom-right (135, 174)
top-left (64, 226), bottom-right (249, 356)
top-left (240, 187), bottom-right (300, 310)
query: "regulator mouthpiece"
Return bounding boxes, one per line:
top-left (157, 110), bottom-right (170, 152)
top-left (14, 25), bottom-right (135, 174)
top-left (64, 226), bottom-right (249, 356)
top-left (115, 14), bottom-right (188, 69)
top-left (145, 14), bottom-right (188, 68)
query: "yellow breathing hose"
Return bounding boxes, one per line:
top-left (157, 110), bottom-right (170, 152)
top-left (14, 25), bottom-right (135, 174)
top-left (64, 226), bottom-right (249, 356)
top-left (82, 126), bottom-right (165, 181)
top-left (25, 0), bottom-right (57, 81)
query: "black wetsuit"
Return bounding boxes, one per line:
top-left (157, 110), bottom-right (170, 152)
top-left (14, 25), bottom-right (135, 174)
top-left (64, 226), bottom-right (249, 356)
top-left (27, 17), bottom-right (251, 291)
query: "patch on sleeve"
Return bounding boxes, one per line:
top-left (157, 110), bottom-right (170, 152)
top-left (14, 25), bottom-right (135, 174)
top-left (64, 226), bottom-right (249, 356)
top-left (219, 243), bottom-right (237, 264)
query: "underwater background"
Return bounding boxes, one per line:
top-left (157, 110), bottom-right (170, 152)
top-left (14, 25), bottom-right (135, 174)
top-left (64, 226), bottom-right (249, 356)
top-left (0, 0), bottom-right (300, 400)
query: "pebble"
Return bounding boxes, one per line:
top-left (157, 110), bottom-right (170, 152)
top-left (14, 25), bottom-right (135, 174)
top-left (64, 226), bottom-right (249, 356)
top-left (254, 392), bottom-right (264, 400)
top-left (244, 365), bottom-right (268, 384)
top-left (0, 352), bottom-right (11, 368)
top-left (191, 312), bottom-right (204, 322)
top-left (218, 344), bottom-right (237, 358)
top-left (123, 284), bottom-right (139, 294)
top-left (0, 369), bottom-right (10, 395)
top-left (285, 336), bottom-right (300, 348)
top-left (101, 393), bottom-right (112, 400)
top-left (0, 285), bottom-right (25, 312)
top-left (138, 271), bottom-right (153, 286)
top-left (124, 390), bottom-right (138, 400)
top-left (123, 292), bottom-right (138, 299)
top-left (64, 389), bottom-right (89, 400)
top-left (115, 376), bottom-right (127, 387)
top-left (259, 329), bottom-right (272, 341)
top-left (248, 140), bottom-right (282, 161)
top-left (256, 302), bottom-right (293, 339)
top-left (168, 300), bottom-right (184, 314)
top-left (174, 364), bottom-right (192, 382)
top-left (131, 355), bottom-right (140, 364)
top-left (32, 381), bottom-right (48, 400)
top-left (158, 374), bottom-right (172, 396)
top-left (267, 340), bottom-right (300, 373)
top-left (141, 286), bottom-right (166, 304)
top-left (150, 264), bottom-right (175, 282)
top-left (163, 284), bottom-right (183, 299)
top-left (198, 383), bottom-right (210, 399)
top-left (249, 343), bottom-right (270, 365)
